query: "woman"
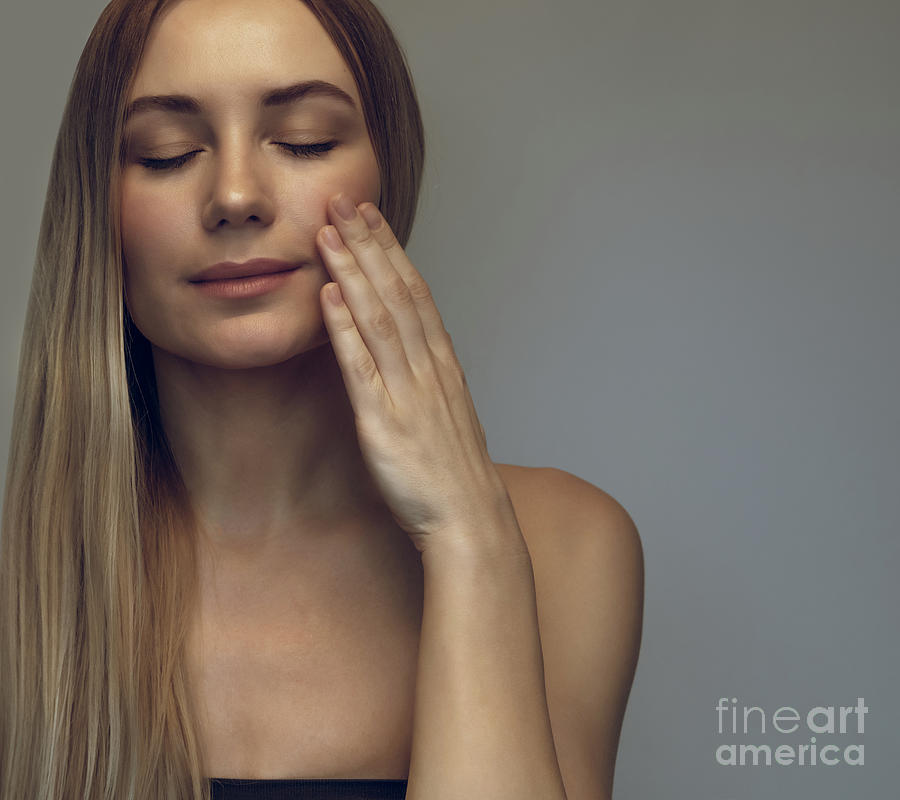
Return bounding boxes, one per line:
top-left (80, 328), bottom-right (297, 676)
top-left (0, 0), bottom-right (644, 798)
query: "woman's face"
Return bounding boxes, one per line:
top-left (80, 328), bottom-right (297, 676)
top-left (120, 0), bottom-right (381, 369)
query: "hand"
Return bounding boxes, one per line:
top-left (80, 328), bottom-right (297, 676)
top-left (315, 192), bottom-right (513, 553)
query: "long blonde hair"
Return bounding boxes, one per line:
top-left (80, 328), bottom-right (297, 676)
top-left (0, 0), bottom-right (424, 797)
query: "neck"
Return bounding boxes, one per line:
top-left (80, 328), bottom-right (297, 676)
top-left (152, 340), bottom-right (387, 562)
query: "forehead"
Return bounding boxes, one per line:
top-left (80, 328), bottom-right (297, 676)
top-left (129, 0), bottom-right (360, 108)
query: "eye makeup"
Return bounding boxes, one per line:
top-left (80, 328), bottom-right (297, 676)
top-left (136, 140), bottom-right (338, 171)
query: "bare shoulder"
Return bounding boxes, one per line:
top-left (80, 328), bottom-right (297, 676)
top-left (493, 462), bottom-right (644, 800)
top-left (493, 463), bottom-right (644, 589)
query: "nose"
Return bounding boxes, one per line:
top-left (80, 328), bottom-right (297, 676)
top-left (201, 142), bottom-right (276, 231)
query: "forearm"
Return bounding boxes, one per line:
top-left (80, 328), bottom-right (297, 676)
top-left (405, 521), bottom-right (567, 800)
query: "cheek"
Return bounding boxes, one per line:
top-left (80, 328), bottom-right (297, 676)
top-left (354, 150), bottom-right (382, 207)
top-left (121, 183), bottom-right (162, 270)
top-left (309, 145), bottom-right (381, 214)
top-left (277, 160), bottom-right (381, 246)
top-left (120, 180), bottom-right (192, 277)
top-left (119, 180), bottom-right (188, 327)
top-left (120, 185), bottom-right (150, 316)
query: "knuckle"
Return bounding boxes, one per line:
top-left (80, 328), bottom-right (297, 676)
top-left (331, 254), bottom-right (354, 274)
top-left (383, 274), bottom-right (412, 307)
top-left (377, 225), bottom-right (400, 249)
top-left (353, 225), bottom-right (376, 248)
top-left (437, 325), bottom-right (455, 353)
top-left (447, 357), bottom-right (466, 385)
top-left (407, 276), bottom-right (433, 304)
top-left (366, 307), bottom-right (396, 337)
top-left (334, 312), bottom-right (357, 333)
top-left (436, 344), bottom-right (462, 377)
top-left (350, 350), bottom-right (377, 380)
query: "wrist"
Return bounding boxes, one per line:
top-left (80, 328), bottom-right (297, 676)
top-left (419, 512), bottom-right (532, 575)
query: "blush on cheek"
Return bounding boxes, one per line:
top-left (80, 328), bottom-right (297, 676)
top-left (120, 187), bottom-right (153, 266)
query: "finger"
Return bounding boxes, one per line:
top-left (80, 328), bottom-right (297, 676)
top-left (327, 194), bottom-right (434, 376)
top-left (318, 280), bottom-right (391, 418)
top-left (354, 203), bottom-right (487, 448)
top-left (316, 222), bottom-right (415, 399)
top-left (354, 202), bottom-right (458, 370)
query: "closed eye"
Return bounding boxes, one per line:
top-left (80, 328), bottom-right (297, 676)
top-left (277, 141), bottom-right (337, 159)
top-left (137, 141), bottom-right (337, 172)
top-left (138, 150), bottom-right (203, 171)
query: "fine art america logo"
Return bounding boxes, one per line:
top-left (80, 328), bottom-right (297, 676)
top-left (715, 697), bottom-right (867, 767)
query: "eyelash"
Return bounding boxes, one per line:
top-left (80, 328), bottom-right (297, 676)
top-left (137, 141), bottom-right (337, 171)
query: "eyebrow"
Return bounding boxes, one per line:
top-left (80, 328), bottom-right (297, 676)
top-left (124, 79), bottom-right (357, 122)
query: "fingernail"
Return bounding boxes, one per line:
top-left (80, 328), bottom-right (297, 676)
top-left (322, 225), bottom-right (343, 252)
top-left (333, 193), bottom-right (357, 221)
top-left (326, 282), bottom-right (343, 306)
top-left (359, 204), bottom-right (382, 230)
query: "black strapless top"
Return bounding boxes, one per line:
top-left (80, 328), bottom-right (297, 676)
top-left (208, 778), bottom-right (408, 799)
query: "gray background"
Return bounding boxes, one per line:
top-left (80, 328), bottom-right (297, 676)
top-left (2, 1), bottom-right (897, 798)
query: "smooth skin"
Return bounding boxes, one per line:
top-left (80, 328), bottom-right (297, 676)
top-left (318, 198), bottom-right (645, 800)
top-left (315, 195), bottom-right (515, 553)
top-left (120, 0), bottom-right (643, 797)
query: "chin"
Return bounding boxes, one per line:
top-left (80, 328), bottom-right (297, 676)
top-left (152, 324), bottom-right (333, 372)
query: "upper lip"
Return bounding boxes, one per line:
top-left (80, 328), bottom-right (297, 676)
top-left (190, 258), bottom-right (301, 282)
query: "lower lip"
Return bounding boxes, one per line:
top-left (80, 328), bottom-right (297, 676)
top-left (190, 268), bottom-right (300, 298)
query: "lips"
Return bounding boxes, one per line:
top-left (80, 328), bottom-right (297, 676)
top-left (190, 258), bottom-right (301, 282)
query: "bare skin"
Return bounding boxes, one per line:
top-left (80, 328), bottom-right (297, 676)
top-left (185, 464), bottom-right (532, 781)
top-left (185, 462), bottom-right (643, 790)
top-left (121, 0), bottom-right (643, 795)
top-left (118, 0), bottom-right (417, 774)
top-left (121, 0), bottom-right (384, 555)
top-left (185, 513), bottom-right (422, 779)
